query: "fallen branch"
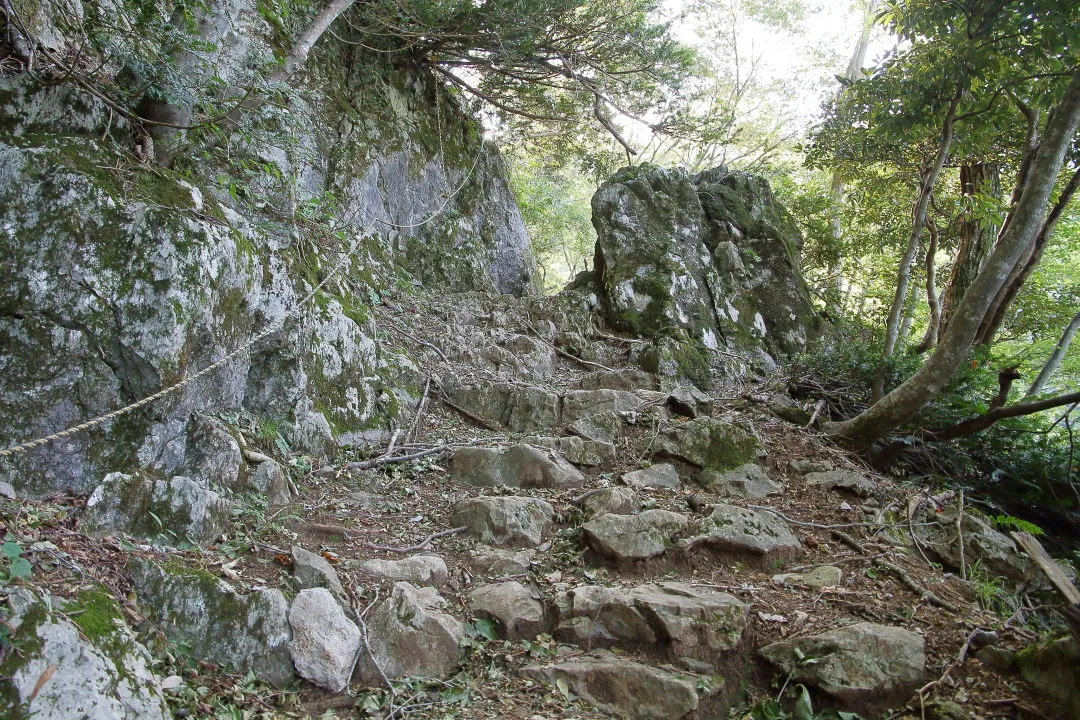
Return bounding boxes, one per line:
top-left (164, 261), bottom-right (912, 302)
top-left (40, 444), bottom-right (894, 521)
top-left (749, 505), bottom-right (934, 531)
top-left (298, 522), bottom-right (356, 537)
top-left (1011, 530), bottom-right (1080, 644)
top-left (368, 526), bottom-right (466, 554)
top-left (383, 317), bottom-right (449, 363)
top-left (312, 444), bottom-right (455, 478)
top-left (438, 394), bottom-right (501, 431)
top-left (832, 530), bottom-right (958, 612)
top-left (923, 389), bottom-right (1080, 441)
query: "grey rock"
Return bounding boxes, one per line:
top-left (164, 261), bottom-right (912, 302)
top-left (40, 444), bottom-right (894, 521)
top-left (687, 504), bottom-right (801, 558)
top-left (292, 545), bottom-right (345, 597)
top-left (581, 487), bottom-right (639, 517)
top-left (582, 510), bottom-right (689, 561)
top-left (443, 379), bottom-right (560, 432)
top-left (2, 588), bottom-right (170, 720)
top-left (760, 622), bottom-right (925, 704)
top-left (452, 496), bottom-right (555, 548)
top-left (556, 435), bottom-right (616, 467)
top-left (0, 480), bottom-right (15, 498)
top-left (567, 410), bottom-right (623, 444)
top-left (129, 558), bottom-right (294, 686)
top-left (467, 548), bottom-right (535, 576)
top-left (288, 588), bottom-right (361, 693)
top-left (772, 566), bottom-right (842, 589)
top-left (666, 385), bottom-right (711, 419)
top-left (451, 444), bottom-right (584, 489)
top-left (555, 582), bottom-right (747, 658)
top-left (789, 459), bottom-right (832, 474)
top-left (653, 417), bottom-right (759, 473)
top-left (248, 459), bottom-right (292, 506)
top-left (83, 472), bottom-right (230, 546)
top-left (698, 463), bottom-right (780, 499)
top-left (561, 389), bottom-right (640, 425)
top-left (186, 414), bottom-right (243, 491)
top-left (357, 555), bottom-right (449, 587)
top-left (621, 463), bottom-right (681, 491)
top-left (579, 369), bottom-right (655, 391)
top-left (354, 583), bottom-right (464, 686)
top-left (805, 469), bottom-right (876, 498)
top-left (468, 581), bottom-right (548, 640)
top-left (521, 655), bottom-right (700, 720)
top-left (910, 504), bottom-right (1033, 585)
top-left (501, 334), bottom-right (556, 378)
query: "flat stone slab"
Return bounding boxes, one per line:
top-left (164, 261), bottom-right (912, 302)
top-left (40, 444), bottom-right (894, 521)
top-left (621, 463), bottom-right (681, 491)
top-left (805, 469), bottom-right (876, 498)
top-left (582, 510), bottom-right (689, 561)
top-left (760, 622), bottom-right (925, 705)
top-left (356, 555), bottom-right (449, 586)
top-left (772, 565), bottom-right (842, 589)
top-left (452, 496), bottom-right (555, 548)
top-left (698, 463), bottom-right (780, 499)
top-left (521, 655), bottom-right (700, 720)
top-left (451, 444), bottom-right (585, 489)
top-left (686, 504), bottom-right (801, 557)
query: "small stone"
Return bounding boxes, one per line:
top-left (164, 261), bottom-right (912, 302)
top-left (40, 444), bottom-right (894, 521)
top-left (292, 545), bottom-right (345, 597)
top-left (805, 469), bottom-right (876, 498)
top-left (582, 510), bottom-right (689, 561)
top-left (698, 463), bottom-right (780, 499)
top-left (581, 487), bottom-right (639, 517)
top-left (452, 496), bottom-right (555, 548)
top-left (789, 460), bottom-right (832, 474)
top-left (772, 566), bottom-right (842, 589)
top-left (468, 581), bottom-right (548, 640)
top-left (685, 494), bottom-right (706, 513)
top-left (467, 548), bottom-right (535, 576)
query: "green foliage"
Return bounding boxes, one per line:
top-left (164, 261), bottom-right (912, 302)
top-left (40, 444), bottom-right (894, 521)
top-left (1, 535), bottom-right (32, 582)
top-left (747, 685), bottom-right (862, 720)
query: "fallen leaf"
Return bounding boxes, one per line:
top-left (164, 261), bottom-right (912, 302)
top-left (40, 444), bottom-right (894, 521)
top-left (757, 611), bottom-right (788, 623)
top-left (160, 675), bottom-right (184, 690)
top-left (28, 664), bottom-right (55, 701)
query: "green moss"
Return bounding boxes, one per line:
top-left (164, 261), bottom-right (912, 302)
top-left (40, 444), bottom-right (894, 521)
top-left (66, 589), bottom-right (124, 642)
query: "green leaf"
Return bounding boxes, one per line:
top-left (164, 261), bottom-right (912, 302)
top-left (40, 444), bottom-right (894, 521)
top-left (793, 684), bottom-right (813, 720)
top-left (555, 677), bottom-right (570, 700)
top-left (2, 539), bottom-right (22, 563)
top-left (471, 618), bottom-right (498, 642)
top-left (8, 557), bottom-right (32, 579)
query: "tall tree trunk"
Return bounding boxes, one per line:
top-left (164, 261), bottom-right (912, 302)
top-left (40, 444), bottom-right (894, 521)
top-left (939, 162), bottom-right (1000, 335)
top-left (825, 0), bottom-right (879, 309)
top-left (827, 67), bottom-right (1080, 449)
top-left (914, 218), bottom-right (941, 352)
top-left (870, 85), bottom-right (964, 402)
top-left (973, 165), bottom-right (1080, 344)
top-left (1025, 309), bottom-right (1080, 399)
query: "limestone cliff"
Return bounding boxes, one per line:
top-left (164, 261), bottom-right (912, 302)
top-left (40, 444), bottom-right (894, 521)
top-left (0, 0), bottom-right (536, 502)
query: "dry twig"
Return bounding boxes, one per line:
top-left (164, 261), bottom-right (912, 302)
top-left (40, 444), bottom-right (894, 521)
top-left (368, 526), bottom-right (466, 554)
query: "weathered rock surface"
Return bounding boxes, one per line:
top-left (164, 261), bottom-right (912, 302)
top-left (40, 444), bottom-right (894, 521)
top-left (588, 163), bottom-right (820, 381)
top-left (772, 566), bottom-right (843, 589)
top-left (698, 463), bottom-right (780, 498)
top-left (653, 417), bottom-right (759, 473)
top-left (442, 380), bottom-right (561, 432)
top-left (354, 582), bottom-right (464, 686)
top-left (621, 463), bottom-right (682, 490)
top-left (760, 622), bottom-right (925, 705)
top-left (582, 510), bottom-right (689, 561)
top-left (555, 582), bottom-right (747, 658)
top-left (910, 504), bottom-right (1033, 585)
top-left (666, 385), bottom-right (712, 418)
top-left (468, 581), bottom-right (548, 640)
top-left (581, 487), bottom-right (639, 516)
top-left (452, 496), bottom-right (555, 548)
top-left (0, 588), bottom-right (170, 720)
top-left (356, 555), bottom-right (449, 587)
top-left (579, 368), bottom-right (655, 391)
top-left (288, 588), bottom-right (361, 693)
top-left (83, 471), bottom-right (230, 545)
top-left (451, 444), bottom-right (585, 489)
top-left (292, 545), bottom-right (345, 597)
top-left (567, 410), bottom-right (623, 444)
top-left (467, 548), bottom-right (535, 577)
top-left (687, 504), bottom-right (801, 558)
top-left (806, 469), bottom-right (876, 498)
top-left (1015, 634), bottom-right (1080, 718)
top-left (247, 458), bottom-right (292, 506)
top-left (521, 654), bottom-right (700, 720)
top-left (129, 559), bottom-right (293, 685)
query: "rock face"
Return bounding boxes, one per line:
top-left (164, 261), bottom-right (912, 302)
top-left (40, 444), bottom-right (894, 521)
top-left (452, 496), bottom-right (555, 548)
top-left (468, 581), bottom-right (549, 640)
top-left (1015, 634), bottom-right (1080, 718)
top-left (698, 463), bottom-right (780, 498)
top-left (0, 588), bottom-right (170, 720)
top-left (910, 504), bottom-right (1033, 585)
top-left (128, 559), bottom-right (294, 686)
top-left (587, 163), bottom-right (820, 380)
top-left (0, 11), bottom-right (536, 531)
top-left (288, 589), bottom-right (361, 693)
top-left (688, 504), bottom-right (801, 558)
top-left (357, 555), bottom-right (449, 587)
top-left (354, 582), bottom-right (464, 686)
top-left (522, 655), bottom-right (701, 720)
top-left (759, 622), bottom-right (925, 706)
top-left (653, 418), bottom-right (759, 474)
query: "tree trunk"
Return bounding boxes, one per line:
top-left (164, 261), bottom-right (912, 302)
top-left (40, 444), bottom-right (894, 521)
top-left (1026, 309), bottom-right (1080, 399)
top-left (974, 165), bottom-right (1080, 344)
top-left (827, 67), bottom-right (1080, 449)
top-left (939, 162), bottom-right (1000, 335)
top-left (826, 0), bottom-right (879, 309)
top-left (870, 85), bottom-right (963, 402)
top-left (914, 218), bottom-right (941, 353)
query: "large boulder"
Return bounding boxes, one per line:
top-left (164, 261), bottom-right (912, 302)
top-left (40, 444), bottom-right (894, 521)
top-left (128, 558), bottom-right (294, 686)
top-left (686, 504), bottom-right (801, 558)
top-left (0, 588), bottom-right (171, 720)
top-left (451, 444), bottom-right (585, 489)
top-left (467, 581), bottom-right (549, 640)
top-left (582, 510), bottom-right (690, 561)
top-left (452, 496), bottom-right (556, 548)
top-left (759, 622), bottom-right (925, 706)
top-left (288, 588), bottom-right (361, 693)
top-left (588, 163), bottom-right (820, 380)
top-left (353, 582), bottom-right (464, 686)
top-left (653, 417), bottom-right (759, 474)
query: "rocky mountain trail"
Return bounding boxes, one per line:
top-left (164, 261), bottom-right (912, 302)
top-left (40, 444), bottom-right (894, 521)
top-left (2, 286), bottom-right (1075, 720)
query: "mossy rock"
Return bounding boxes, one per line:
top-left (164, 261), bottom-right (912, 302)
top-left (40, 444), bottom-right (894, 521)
top-left (1015, 633), bottom-right (1080, 717)
top-left (653, 417), bottom-right (759, 473)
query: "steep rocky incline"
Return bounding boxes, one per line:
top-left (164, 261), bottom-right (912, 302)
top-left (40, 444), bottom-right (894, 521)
top-left (2, 290), bottom-right (1075, 720)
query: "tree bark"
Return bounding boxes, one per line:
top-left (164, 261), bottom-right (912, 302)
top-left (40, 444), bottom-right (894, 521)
top-left (827, 67), bottom-right (1080, 449)
top-left (871, 85), bottom-right (964, 402)
top-left (914, 218), bottom-right (941, 353)
top-left (939, 162), bottom-right (1000, 336)
top-left (1025, 309), bottom-right (1080, 399)
top-left (974, 165), bottom-right (1080, 344)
